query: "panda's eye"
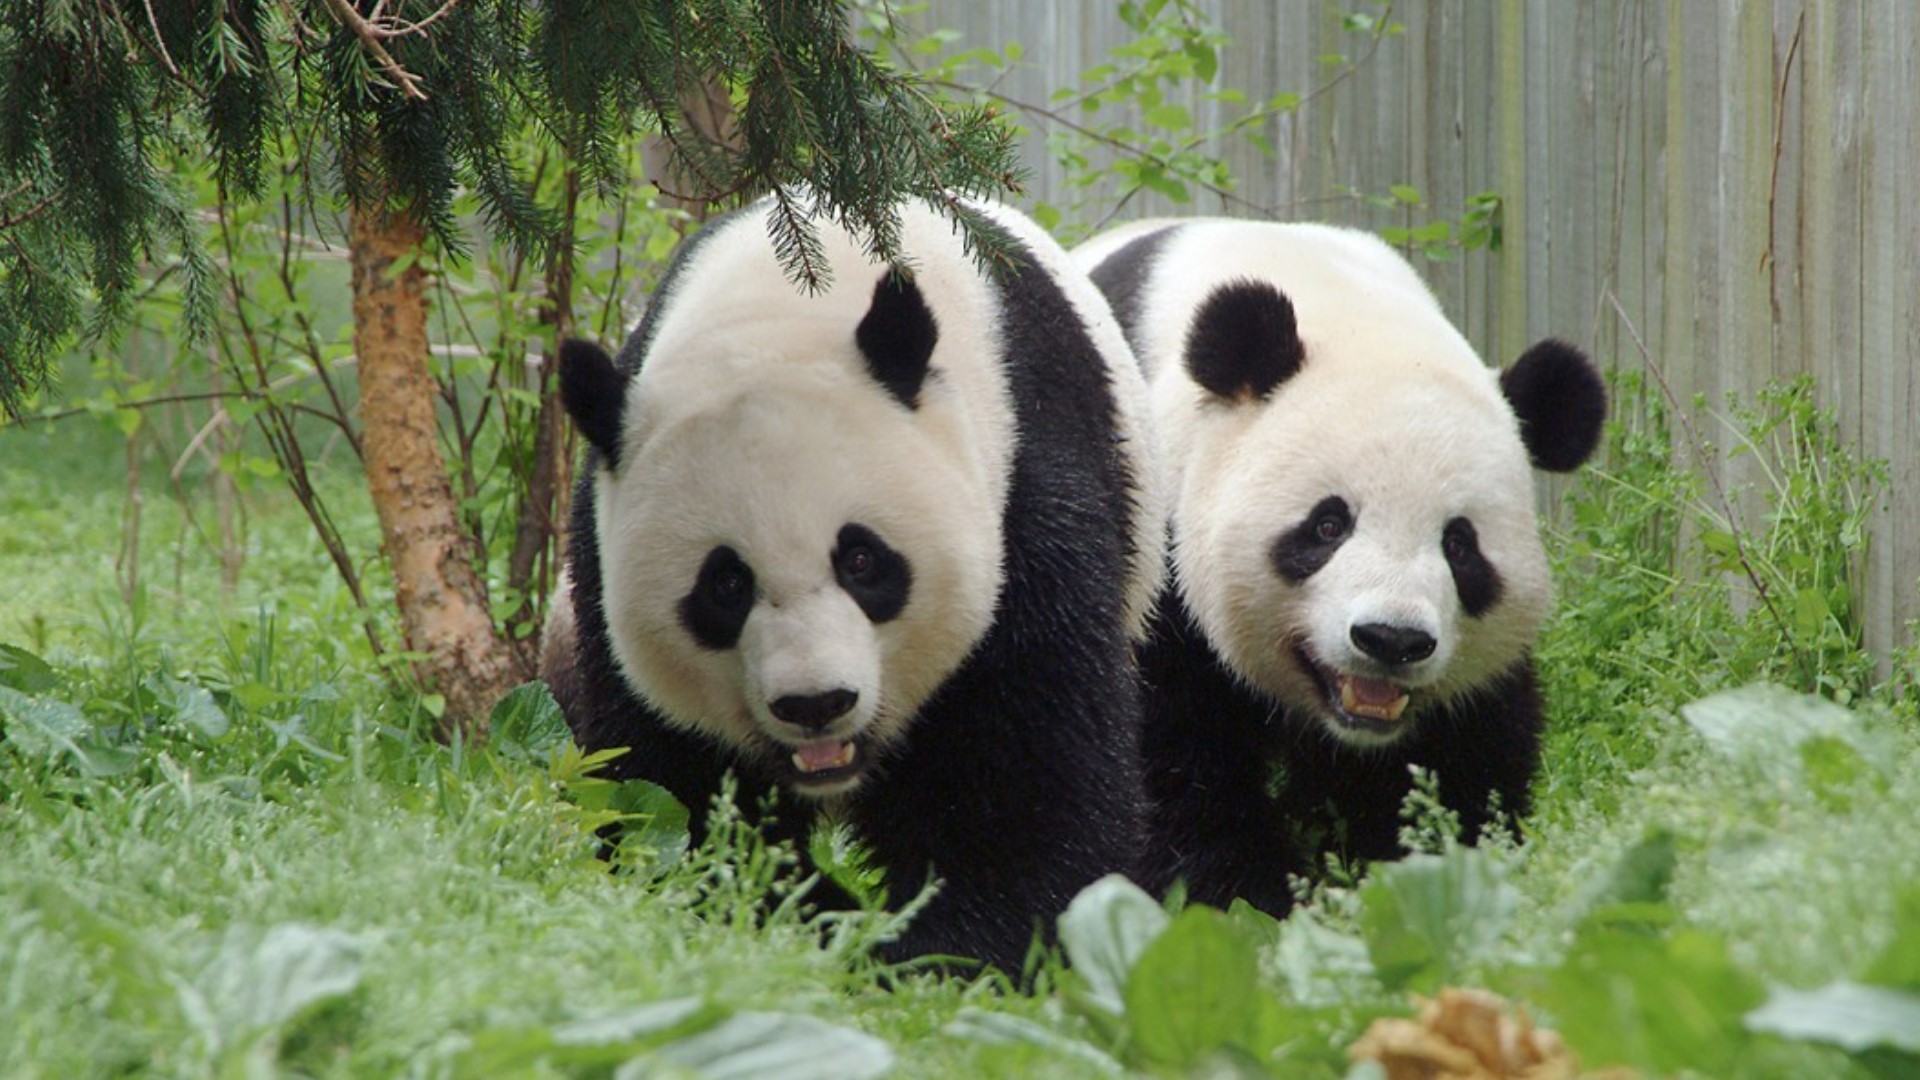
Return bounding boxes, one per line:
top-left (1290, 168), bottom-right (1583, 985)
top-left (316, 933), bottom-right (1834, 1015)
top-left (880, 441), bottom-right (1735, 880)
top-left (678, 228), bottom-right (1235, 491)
top-left (707, 565), bottom-right (752, 608)
top-left (680, 545), bottom-right (755, 650)
top-left (1273, 496), bottom-right (1352, 583)
top-left (835, 523), bottom-right (912, 623)
top-left (843, 545), bottom-right (877, 583)
top-left (1312, 508), bottom-right (1349, 543)
top-left (1441, 517), bottom-right (1477, 563)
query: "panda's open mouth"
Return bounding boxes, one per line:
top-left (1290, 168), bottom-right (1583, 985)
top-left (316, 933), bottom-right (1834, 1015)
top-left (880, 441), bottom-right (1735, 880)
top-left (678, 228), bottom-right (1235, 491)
top-left (1294, 646), bottom-right (1412, 736)
top-left (780, 736), bottom-right (870, 791)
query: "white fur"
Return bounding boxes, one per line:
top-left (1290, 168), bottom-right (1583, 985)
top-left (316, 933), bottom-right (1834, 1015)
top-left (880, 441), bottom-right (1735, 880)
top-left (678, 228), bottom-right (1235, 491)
top-left (1076, 219), bottom-right (1553, 748)
top-left (594, 201), bottom-right (1014, 783)
top-left (591, 196), bottom-right (1161, 794)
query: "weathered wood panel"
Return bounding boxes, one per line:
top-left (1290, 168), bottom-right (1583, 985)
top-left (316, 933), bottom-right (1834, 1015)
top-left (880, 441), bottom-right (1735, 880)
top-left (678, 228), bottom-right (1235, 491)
top-left (917, 0), bottom-right (1919, 670)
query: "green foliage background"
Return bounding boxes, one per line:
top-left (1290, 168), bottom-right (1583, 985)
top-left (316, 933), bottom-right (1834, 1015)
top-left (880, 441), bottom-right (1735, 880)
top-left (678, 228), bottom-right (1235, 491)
top-left (3, 2), bottom-right (1918, 1078)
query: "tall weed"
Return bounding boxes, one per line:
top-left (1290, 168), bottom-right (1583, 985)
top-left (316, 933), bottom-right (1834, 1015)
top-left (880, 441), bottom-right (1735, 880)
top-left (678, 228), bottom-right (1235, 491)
top-left (1538, 372), bottom-right (1895, 809)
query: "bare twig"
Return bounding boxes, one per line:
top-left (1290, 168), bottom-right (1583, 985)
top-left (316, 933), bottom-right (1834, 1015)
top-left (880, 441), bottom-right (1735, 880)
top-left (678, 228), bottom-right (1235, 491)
top-left (0, 191), bottom-right (57, 233)
top-left (317, 0), bottom-right (440, 101)
top-left (142, 0), bottom-right (182, 76)
top-left (1761, 10), bottom-right (1804, 277)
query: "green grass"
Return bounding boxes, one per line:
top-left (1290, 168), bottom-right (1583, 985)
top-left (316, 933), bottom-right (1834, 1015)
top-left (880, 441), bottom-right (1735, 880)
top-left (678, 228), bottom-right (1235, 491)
top-left (4, 378), bottom-right (1919, 1079)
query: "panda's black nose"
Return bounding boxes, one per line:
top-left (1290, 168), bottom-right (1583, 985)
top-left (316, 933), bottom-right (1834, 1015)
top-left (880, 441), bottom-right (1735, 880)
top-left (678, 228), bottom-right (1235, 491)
top-left (1351, 623), bottom-right (1437, 666)
top-left (770, 689), bottom-right (859, 731)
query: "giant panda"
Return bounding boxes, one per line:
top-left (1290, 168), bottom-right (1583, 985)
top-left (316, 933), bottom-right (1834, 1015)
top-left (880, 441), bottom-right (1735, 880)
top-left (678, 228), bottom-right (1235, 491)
top-left (541, 195), bottom-right (1162, 971)
top-left (1073, 219), bottom-right (1606, 917)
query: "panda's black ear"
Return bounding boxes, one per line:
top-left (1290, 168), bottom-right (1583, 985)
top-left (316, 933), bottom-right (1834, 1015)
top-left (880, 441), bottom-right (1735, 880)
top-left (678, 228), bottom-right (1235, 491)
top-left (558, 337), bottom-right (632, 467)
top-left (857, 270), bottom-right (938, 408)
top-left (1185, 280), bottom-right (1304, 402)
top-left (1501, 339), bottom-right (1607, 472)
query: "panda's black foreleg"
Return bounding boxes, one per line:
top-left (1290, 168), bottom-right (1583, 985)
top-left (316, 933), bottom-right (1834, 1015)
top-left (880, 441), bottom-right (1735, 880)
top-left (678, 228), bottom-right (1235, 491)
top-left (1136, 592), bottom-right (1311, 919)
top-left (846, 637), bottom-right (1152, 978)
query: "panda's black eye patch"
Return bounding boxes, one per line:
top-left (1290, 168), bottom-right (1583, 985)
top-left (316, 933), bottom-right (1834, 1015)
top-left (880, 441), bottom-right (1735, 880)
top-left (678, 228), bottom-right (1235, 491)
top-left (679, 545), bottom-right (755, 650)
top-left (835, 523), bottom-right (911, 623)
top-left (1273, 496), bottom-right (1353, 582)
top-left (1442, 517), bottom-right (1503, 617)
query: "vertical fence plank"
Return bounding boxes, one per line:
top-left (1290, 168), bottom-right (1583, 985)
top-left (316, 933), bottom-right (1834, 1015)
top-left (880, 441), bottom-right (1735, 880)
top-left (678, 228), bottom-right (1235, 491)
top-left (914, 0), bottom-right (1914, 668)
top-left (1859, 0), bottom-right (1920, 669)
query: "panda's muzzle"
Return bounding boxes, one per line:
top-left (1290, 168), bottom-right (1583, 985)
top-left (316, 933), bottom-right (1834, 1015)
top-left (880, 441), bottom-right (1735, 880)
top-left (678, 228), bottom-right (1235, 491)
top-left (767, 689), bottom-right (870, 791)
top-left (1292, 644), bottom-right (1414, 736)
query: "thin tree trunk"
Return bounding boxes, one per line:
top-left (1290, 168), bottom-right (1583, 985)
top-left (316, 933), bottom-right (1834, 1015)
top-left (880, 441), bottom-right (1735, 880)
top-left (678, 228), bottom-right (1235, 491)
top-left (349, 202), bottom-right (515, 741)
top-left (506, 164), bottom-right (578, 669)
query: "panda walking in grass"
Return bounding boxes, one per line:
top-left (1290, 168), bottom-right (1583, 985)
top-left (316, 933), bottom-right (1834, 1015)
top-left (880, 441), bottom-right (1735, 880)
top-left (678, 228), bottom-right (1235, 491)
top-left (1074, 219), bottom-right (1606, 918)
top-left (541, 195), bottom-right (1164, 972)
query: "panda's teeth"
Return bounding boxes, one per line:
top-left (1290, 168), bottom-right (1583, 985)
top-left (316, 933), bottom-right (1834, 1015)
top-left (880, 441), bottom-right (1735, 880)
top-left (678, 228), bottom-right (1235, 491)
top-left (1338, 675), bottom-right (1410, 722)
top-left (792, 740), bottom-right (857, 774)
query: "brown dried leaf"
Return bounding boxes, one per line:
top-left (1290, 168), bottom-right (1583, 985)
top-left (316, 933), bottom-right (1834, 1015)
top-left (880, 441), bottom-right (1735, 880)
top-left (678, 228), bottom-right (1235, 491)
top-left (1349, 987), bottom-right (1617, 1080)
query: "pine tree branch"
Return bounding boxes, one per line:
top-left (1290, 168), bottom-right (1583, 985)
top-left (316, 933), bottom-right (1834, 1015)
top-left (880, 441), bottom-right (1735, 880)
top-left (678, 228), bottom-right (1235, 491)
top-left (0, 189), bottom-right (57, 233)
top-left (318, 0), bottom-right (431, 100)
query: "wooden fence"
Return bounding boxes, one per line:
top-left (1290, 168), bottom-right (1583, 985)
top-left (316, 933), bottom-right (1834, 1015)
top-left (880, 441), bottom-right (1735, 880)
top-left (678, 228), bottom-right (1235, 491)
top-left (918, 0), bottom-right (1920, 671)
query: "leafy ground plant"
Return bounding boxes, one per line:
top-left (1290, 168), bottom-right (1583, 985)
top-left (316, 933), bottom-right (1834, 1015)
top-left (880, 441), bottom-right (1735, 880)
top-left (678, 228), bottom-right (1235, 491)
top-left (6, 370), bottom-right (1919, 1079)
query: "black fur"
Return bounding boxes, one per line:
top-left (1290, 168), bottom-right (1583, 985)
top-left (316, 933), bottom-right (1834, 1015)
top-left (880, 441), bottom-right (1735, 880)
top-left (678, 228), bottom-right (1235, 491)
top-left (855, 271), bottom-right (938, 408)
top-left (678, 546), bottom-right (755, 651)
top-left (1184, 280), bottom-right (1305, 402)
top-left (548, 210), bottom-right (1146, 974)
top-left (1500, 339), bottom-right (1608, 473)
top-left (833, 523), bottom-right (911, 623)
top-left (1086, 226), bottom-right (1177, 361)
top-left (1271, 496), bottom-right (1353, 582)
top-left (1442, 517), bottom-right (1503, 617)
top-left (558, 339), bottom-right (631, 466)
top-left (1135, 589), bottom-right (1542, 917)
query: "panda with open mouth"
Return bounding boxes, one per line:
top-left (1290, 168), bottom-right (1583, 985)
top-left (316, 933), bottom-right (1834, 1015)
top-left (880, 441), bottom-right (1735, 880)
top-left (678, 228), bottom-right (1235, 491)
top-left (541, 194), bottom-right (1163, 971)
top-left (1075, 218), bottom-right (1605, 917)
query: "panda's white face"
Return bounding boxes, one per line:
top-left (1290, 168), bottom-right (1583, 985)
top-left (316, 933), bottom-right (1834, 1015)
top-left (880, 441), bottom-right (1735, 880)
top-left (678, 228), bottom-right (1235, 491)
top-left (571, 218), bottom-right (1016, 799)
top-left (595, 376), bottom-right (1004, 796)
top-left (1176, 363), bottom-right (1552, 749)
top-left (1109, 221), bottom-right (1603, 751)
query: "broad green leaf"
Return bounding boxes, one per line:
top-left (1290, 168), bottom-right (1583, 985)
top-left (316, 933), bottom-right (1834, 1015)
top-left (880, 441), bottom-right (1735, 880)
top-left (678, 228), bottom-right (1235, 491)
top-left (1124, 906), bottom-right (1260, 1067)
top-left (1570, 827), bottom-right (1678, 920)
top-left (490, 680), bottom-right (569, 765)
top-left (1681, 683), bottom-right (1871, 785)
top-left (1534, 926), bottom-right (1762, 1075)
top-left (1746, 982), bottom-right (1920, 1053)
top-left (0, 683), bottom-right (86, 754)
top-left (192, 923), bottom-right (366, 1039)
top-left (552, 998), bottom-right (716, 1046)
top-left (0, 684), bottom-right (135, 775)
top-left (1867, 887), bottom-right (1920, 990)
top-left (1273, 911), bottom-right (1375, 1006)
top-left (606, 776), bottom-right (691, 865)
top-left (154, 675), bottom-right (232, 739)
top-left (1801, 735), bottom-right (1874, 810)
top-left (618, 1011), bottom-right (893, 1080)
top-left (943, 1009), bottom-right (1123, 1075)
top-left (453, 1000), bottom-right (723, 1077)
top-left (1057, 874), bottom-right (1170, 1016)
top-left (1389, 184), bottom-right (1422, 205)
top-left (0, 643), bottom-right (58, 693)
top-left (1357, 847), bottom-right (1516, 992)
